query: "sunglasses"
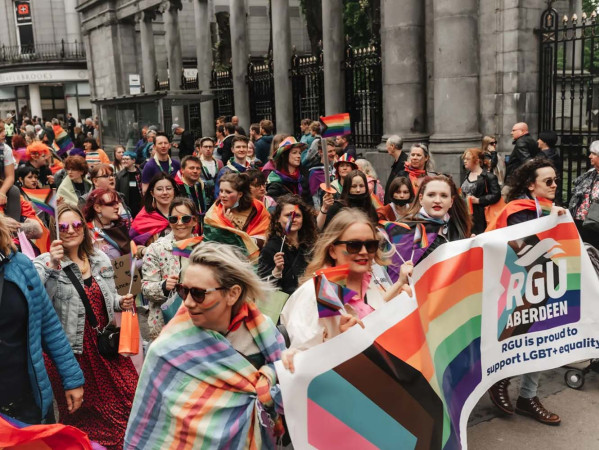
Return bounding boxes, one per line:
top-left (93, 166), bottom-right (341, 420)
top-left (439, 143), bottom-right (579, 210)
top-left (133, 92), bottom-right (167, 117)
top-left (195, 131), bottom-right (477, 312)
top-left (168, 215), bottom-right (194, 225)
top-left (541, 177), bottom-right (561, 187)
top-left (333, 239), bottom-right (380, 254)
top-left (490, 141), bottom-right (497, 145)
top-left (100, 200), bottom-right (120, 207)
top-left (58, 221), bottom-right (84, 233)
top-left (175, 284), bottom-right (226, 303)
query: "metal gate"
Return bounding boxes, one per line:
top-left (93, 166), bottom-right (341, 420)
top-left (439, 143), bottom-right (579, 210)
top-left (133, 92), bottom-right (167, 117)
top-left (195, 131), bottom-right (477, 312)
top-left (539, 5), bottom-right (597, 201)
top-left (248, 59), bottom-right (275, 126)
top-left (291, 47), bottom-right (325, 137)
top-left (211, 67), bottom-right (235, 121)
top-left (344, 39), bottom-right (383, 149)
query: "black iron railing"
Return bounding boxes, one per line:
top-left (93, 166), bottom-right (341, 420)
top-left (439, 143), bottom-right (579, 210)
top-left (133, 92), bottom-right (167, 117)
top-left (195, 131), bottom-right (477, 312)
top-left (539, 6), bottom-right (597, 201)
top-left (211, 67), bottom-right (234, 121)
top-left (291, 45), bottom-right (325, 137)
top-left (344, 38), bottom-right (383, 149)
top-left (248, 58), bottom-right (275, 126)
top-left (0, 40), bottom-right (85, 64)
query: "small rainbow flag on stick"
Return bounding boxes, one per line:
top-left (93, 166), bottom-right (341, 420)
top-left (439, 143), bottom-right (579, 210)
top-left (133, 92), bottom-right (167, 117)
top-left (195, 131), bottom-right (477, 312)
top-left (320, 113), bottom-right (351, 138)
top-left (467, 196), bottom-right (474, 215)
top-left (22, 188), bottom-right (56, 217)
top-left (172, 236), bottom-right (204, 258)
top-left (313, 265), bottom-right (357, 318)
top-left (280, 206), bottom-right (299, 252)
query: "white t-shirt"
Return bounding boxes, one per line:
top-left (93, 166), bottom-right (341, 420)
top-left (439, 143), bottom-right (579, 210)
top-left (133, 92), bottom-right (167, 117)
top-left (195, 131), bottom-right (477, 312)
top-left (1, 143), bottom-right (15, 167)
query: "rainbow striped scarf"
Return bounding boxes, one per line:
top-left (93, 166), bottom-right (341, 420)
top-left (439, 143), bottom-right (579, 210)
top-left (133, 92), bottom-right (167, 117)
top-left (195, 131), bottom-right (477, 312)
top-left (124, 302), bottom-right (285, 449)
top-left (203, 199), bottom-right (270, 263)
top-left (172, 235), bottom-right (203, 258)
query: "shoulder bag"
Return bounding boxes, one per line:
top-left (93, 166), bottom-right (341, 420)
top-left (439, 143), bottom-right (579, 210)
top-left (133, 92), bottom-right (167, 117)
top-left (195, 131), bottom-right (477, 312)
top-left (63, 265), bottom-right (120, 359)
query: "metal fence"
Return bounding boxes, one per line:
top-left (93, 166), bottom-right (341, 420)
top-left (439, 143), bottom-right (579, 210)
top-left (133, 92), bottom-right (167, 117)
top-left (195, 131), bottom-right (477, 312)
top-left (344, 39), bottom-right (383, 149)
top-left (248, 59), bottom-right (275, 125)
top-left (211, 68), bottom-right (235, 121)
top-left (539, 6), bottom-right (597, 201)
top-left (291, 48), bottom-right (325, 137)
top-left (0, 40), bottom-right (85, 64)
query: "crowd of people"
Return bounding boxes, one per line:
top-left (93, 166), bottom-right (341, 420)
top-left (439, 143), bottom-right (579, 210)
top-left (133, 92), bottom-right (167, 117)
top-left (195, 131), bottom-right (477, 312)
top-left (0, 111), bottom-right (598, 449)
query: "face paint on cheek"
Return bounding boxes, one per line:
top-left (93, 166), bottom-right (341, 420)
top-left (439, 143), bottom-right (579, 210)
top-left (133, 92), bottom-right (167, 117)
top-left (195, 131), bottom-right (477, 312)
top-left (342, 250), bottom-right (350, 256)
top-left (199, 297), bottom-right (221, 311)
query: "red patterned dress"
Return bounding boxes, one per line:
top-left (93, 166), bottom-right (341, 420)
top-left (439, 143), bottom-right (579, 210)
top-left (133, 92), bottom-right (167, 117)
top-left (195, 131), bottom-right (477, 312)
top-left (45, 277), bottom-right (139, 450)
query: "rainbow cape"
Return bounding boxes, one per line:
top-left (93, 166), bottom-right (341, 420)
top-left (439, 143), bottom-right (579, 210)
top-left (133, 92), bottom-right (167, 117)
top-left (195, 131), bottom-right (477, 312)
top-left (485, 197), bottom-right (553, 231)
top-left (129, 208), bottom-right (170, 245)
top-left (124, 302), bottom-right (286, 449)
top-left (370, 193), bottom-right (384, 210)
top-left (203, 199), bottom-right (270, 263)
top-left (0, 413), bottom-right (100, 449)
top-left (313, 265), bottom-right (357, 318)
top-left (320, 113), bottom-right (351, 138)
top-left (52, 124), bottom-right (74, 157)
top-left (21, 188), bottom-right (56, 216)
top-left (172, 236), bottom-right (204, 258)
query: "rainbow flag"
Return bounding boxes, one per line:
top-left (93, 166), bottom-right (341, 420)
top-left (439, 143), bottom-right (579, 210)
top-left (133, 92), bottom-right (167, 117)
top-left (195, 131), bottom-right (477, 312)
top-left (370, 193), bottom-right (384, 210)
top-left (284, 206), bottom-right (299, 235)
top-left (22, 188), bottom-right (56, 216)
top-left (172, 236), bottom-right (204, 258)
top-left (535, 196), bottom-right (553, 218)
top-left (466, 196), bottom-right (474, 215)
top-left (313, 265), bottom-right (357, 318)
top-left (320, 113), bottom-right (351, 138)
top-left (52, 124), bottom-right (74, 157)
top-left (413, 223), bottom-right (429, 248)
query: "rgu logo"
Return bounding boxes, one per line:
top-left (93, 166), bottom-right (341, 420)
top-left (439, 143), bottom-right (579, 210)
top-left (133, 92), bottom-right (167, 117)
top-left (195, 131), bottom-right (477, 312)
top-left (497, 237), bottom-right (580, 341)
top-left (18, 4), bottom-right (29, 15)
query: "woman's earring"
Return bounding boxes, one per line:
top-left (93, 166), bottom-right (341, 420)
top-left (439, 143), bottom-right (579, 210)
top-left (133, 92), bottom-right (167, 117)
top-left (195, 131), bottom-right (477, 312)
top-left (152, 196), bottom-right (156, 209)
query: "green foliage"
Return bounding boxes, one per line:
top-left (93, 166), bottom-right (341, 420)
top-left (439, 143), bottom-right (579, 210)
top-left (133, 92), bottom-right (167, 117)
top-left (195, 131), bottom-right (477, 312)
top-left (583, 0), bottom-right (599, 15)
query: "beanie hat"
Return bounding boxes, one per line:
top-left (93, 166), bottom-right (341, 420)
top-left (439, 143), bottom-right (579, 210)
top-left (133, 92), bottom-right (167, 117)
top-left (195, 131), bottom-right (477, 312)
top-left (538, 131), bottom-right (557, 148)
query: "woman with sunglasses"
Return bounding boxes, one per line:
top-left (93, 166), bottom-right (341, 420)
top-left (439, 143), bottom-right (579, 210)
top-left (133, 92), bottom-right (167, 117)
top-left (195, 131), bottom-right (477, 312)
top-left (487, 159), bottom-right (565, 230)
top-left (461, 148), bottom-right (501, 234)
top-left (129, 173), bottom-right (176, 253)
top-left (204, 172), bottom-right (270, 262)
top-left (142, 198), bottom-right (200, 340)
top-left (83, 188), bottom-right (133, 260)
top-left (280, 208), bottom-right (412, 353)
top-left (34, 203), bottom-right (138, 449)
top-left (258, 194), bottom-right (317, 296)
top-left (125, 243), bottom-right (286, 449)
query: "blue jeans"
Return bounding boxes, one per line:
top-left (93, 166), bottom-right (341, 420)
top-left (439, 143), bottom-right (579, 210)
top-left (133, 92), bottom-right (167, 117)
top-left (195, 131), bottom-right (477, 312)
top-left (519, 372), bottom-right (541, 399)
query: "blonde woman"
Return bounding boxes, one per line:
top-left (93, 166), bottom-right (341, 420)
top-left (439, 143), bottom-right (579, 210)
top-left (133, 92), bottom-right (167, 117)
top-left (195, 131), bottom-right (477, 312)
top-left (125, 242), bottom-right (286, 448)
top-left (356, 158), bottom-right (384, 204)
top-left (280, 208), bottom-right (412, 355)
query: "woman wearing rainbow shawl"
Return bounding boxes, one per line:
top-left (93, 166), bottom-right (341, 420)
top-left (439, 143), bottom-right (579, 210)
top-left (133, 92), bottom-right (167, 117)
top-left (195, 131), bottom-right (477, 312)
top-left (204, 172), bottom-right (270, 262)
top-left (125, 242), bottom-right (286, 449)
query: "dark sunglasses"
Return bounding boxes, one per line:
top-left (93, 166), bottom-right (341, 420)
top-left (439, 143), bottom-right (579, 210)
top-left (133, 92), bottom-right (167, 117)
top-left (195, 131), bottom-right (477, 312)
top-left (542, 177), bottom-right (561, 187)
top-left (333, 239), bottom-right (380, 254)
top-left (168, 215), bottom-right (194, 225)
top-left (175, 284), bottom-right (226, 303)
top-left (99, 200), bottom-right (119, 207)
top-left (58, 221), bottom-right (84, 233)
top-left (490, 141), bottom-right (497, 145)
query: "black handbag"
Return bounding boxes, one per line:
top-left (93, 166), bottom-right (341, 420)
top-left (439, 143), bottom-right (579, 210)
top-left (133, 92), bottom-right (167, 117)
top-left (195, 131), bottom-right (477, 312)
top-left (63, 265), bottom-right (120, 359)
top-left (583, 201), bottom-right (599, 233)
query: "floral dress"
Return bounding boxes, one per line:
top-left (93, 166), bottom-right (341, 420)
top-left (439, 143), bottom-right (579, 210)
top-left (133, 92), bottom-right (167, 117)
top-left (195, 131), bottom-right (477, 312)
top-left (45, 277), bottom-right (138, 450)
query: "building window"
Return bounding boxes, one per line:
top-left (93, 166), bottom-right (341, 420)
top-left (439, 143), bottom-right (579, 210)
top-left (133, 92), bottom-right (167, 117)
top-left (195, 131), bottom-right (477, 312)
top-left (14, 1), bottom-right (34, 54)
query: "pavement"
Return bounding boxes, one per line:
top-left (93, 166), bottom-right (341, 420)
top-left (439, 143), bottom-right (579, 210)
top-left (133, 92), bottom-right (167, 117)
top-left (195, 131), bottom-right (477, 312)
top-left (467, 364), bottom-right (599, 449)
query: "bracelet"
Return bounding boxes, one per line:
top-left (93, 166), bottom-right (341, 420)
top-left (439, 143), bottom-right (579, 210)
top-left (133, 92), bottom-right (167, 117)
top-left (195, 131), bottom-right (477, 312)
top-left (0, 193), bottom-right (6, 199)
top-left (320, 208), bottom-right (327, 214)
top-left (272, 269), bottom-right (282, 279)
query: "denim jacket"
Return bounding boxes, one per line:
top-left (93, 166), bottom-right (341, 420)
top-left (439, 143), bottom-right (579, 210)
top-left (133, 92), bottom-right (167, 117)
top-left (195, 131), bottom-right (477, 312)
top-left (34, 250), bottom-right (122, 354)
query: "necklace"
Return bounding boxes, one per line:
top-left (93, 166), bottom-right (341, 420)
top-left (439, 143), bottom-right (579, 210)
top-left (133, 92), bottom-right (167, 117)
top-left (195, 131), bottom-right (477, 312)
top-left (78, 255), bottom-right (90, 274)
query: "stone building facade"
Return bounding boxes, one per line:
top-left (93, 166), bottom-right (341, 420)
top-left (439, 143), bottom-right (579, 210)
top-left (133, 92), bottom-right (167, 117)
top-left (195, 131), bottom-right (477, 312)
top-left (0, 0), bottom-right (90, 122)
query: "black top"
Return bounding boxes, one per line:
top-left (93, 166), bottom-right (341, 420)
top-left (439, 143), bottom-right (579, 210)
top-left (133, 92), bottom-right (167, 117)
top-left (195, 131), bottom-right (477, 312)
top-left (461, 170), bottom-right (501, 234)
top-left (258, 235), bottom-right (309, 295)
top-left (506, 134), bottom-right (539, 181)
top-left (384, 152), bottom-right (409, 204)
top-left (0, 281), bottom-right (30, 405)
top-left (73, 181), bottom-right (85, 197)
top-left (178, 131), bottom-right (196, 159)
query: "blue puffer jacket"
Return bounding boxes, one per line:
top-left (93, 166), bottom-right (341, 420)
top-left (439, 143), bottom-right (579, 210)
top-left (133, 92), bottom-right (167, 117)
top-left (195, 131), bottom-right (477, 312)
top-left (3, 252), bottom-right (84, 418)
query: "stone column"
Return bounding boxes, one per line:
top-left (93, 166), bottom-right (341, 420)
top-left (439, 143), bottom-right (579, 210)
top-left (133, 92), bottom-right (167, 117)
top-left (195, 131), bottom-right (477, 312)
top-left (322, 0), bottom-right (345, 114)
top-left (29, 84), bottom-right (42, 118)
top-left (63, 0), bottom-right (82, 44)
top-left (272, 0), bottom-right (293, 133)
top-left (164, 0), bottom-right (183, 90)
top-left (229, 0), bottom-right (250, 128)
top-left (429, 0), bottom-right (481, 181)
top-left (193, 0), bottom-right (215, 136)
top-left (140, 10), bottom-right (157, 94)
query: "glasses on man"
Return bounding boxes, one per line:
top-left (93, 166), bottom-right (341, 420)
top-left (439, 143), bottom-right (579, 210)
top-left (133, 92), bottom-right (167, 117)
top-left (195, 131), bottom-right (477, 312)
top-left (168, 215), bottom-right (193, 225)
top-left (541, 177), bottom-right (560, 187)
top-left (58, 221), bottom-right (84, 233)
top-left (175, 284), bottom-right (226, 303)
top-left (333, 239), bottom-right (380, 254)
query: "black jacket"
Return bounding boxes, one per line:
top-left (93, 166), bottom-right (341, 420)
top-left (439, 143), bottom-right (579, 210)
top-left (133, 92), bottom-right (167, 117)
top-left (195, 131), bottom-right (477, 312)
top-left (506, 134), bottom-right (538, 181)
top-left (257, 235), bottom-right (309, 296)
top-left (219, 134), bottom-right (235, 163)
top-left (462, 170), bottom-right (501, 234)
top-left (254, 135), bottom-right (274, 164)
top-left (178, 131), bottom-right (196, 159)
top-left (384, 152), bottom-right (409, 204)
